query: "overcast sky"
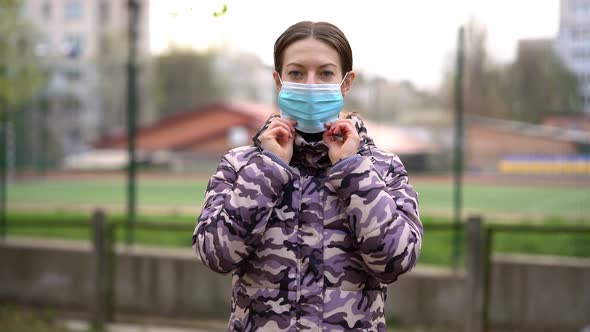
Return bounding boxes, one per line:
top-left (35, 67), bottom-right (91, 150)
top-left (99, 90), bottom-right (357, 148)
top-left (149, 0), bottom-right (560, 91)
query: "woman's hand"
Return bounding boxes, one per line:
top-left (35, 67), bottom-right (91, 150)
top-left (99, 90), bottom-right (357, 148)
top-left (323, 119), bottom-right (361, 165)
top-left (259, 117), bottom-right (296, 164)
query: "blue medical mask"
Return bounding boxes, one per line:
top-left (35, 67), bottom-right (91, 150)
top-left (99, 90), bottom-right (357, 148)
top-left (277, 73), bottom-right (348, 133)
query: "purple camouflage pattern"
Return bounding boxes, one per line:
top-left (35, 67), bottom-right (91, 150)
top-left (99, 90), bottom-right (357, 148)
top-left (193, 113), bottom-right (423, 331)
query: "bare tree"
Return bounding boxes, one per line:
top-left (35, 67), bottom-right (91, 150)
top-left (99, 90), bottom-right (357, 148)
top-left (152, 48), bottom-right (227, 118)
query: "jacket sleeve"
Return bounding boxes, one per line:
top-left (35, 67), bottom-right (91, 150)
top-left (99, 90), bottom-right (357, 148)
top-left (192, 149), bottom-right (293, 274)
top-left (326, 154), bottom-right (423, 283)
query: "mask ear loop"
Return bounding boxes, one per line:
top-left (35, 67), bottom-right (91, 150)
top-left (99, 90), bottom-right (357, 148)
top-left (340, 72), bottom-right (350, 86)
top-left (277, 73), bottom-right (284, 85)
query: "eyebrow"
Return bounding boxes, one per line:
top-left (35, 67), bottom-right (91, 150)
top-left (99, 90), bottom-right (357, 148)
top-left (285, 62), bottom-right (338, 68)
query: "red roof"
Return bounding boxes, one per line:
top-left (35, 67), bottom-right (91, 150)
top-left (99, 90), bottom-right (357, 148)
top-left (96, 101), bottom-right (432, 155)
top-left (95, 101), bottom-right (277, 150)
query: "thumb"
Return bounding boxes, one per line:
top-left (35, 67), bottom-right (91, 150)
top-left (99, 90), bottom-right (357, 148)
top-left (322, 130), bottom-right (339, 148)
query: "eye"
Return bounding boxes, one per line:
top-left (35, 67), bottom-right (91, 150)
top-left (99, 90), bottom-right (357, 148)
top-left (287, 70), bottom-right (304, 80)
top-left (320, 70), bottom-right (335, 80)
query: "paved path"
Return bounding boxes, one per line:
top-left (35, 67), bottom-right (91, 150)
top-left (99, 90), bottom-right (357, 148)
top-left (65, 319), bottom-right (226, 332)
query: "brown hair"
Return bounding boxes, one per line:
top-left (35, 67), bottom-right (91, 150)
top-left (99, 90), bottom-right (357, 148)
top-left (273, 21), bottom-right (353, 75)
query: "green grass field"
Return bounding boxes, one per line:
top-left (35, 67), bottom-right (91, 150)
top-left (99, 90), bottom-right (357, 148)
top-left (5, 211), bottom-right (590, 267)
top-left (7, 177), bottom-right (590, 221)
top-left (5, 176), bottom-right (590, 267)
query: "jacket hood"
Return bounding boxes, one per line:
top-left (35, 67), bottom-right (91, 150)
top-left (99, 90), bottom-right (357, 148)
top-left (253, 112), bottom-right (376, 169)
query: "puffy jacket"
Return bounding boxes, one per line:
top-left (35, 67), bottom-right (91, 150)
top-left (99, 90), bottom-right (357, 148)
top-left (193, 113), bottom-right (422, 332)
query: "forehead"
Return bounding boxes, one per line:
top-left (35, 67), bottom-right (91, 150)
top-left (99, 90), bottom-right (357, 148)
top-left (282, 38), bottom-right (340, 68)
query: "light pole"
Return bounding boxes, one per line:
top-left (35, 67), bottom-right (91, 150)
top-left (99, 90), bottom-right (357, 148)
top-left (452, 26), bottom-right (465, 269)
top-left (38, 90), bottom-right (49, 175)
top-left (0, 65), bottom-right (6, 241)
top-left (126, 0), bottom-right (140, 246)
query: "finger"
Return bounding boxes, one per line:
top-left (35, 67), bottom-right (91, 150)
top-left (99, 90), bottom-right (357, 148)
top-left (270, 118), bottom-right (296, 133)
top-left (268, 119), bottom-right (295, 135)
top-left (329, 120), bottom-right (356, 137)
top-left (261, 125), bottom-right (290, 141)
top-left (322, 129), bottom-right (332, 142)
top-left (279, 129), bottom-right (295, 144)
top-left (328, 122), bottom-right (345, 136)
top-left (322, 129), bottom-right (341, 146)
top-left (267, 126), bottom-right (293, 142)
top-left (330, 119), bottom-right (354, 129)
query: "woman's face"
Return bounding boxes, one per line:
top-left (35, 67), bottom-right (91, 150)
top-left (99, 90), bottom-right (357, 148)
top-left (274, 38), bottom-right (354, 95)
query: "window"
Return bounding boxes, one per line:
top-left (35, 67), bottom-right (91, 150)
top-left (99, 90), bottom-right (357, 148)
top-left (100, 37), bottom-right (111, 55)
top-left (18, 2), bottom-right (27, 18)
top-left (570, 27), bottom-right (578, 40)
top-left (62, 95), bottom-right (81, 114)
top-left (64, 1), bottom-right (82, 20)
top-left (580, 2), bottom-right (590, 14)
top-left (575, 48), bottom-right (590, 60)
top-left (69, 128), bottom-right (81, 141)
top-left (99, 1), bottom-right (110, 23)
top-left (569, 25), bottom-right (590, 41)
top-left (228, 127), bottom-right (249, 147)
top-left (35, 40), bottom-right (50, 57)
top-left (42, 1), bottom-right (51, 20)
top-left (64, 69), bottom-right (82, 82)
top-left (62, 35), bottom-right (84, 59)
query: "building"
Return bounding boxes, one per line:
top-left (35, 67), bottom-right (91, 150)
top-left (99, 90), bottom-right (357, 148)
top-left (21, 0), bottom-right (151, 156)
top-left (212, 52), bottom-right (276, 105)
top-left (466, 115), bottom-right (590, 174)
top-left (90, 101), bottom-right (434, 173)
top-left (555, 0), bottom-right (590, 114)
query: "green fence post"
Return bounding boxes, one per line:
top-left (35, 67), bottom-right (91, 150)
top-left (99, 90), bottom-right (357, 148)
top-left (0, 108), bottom-right (5, 241)
top-left (92, 208), bottom-right (115, 330)
top-left (465, 215), bottom-right (485, 332)
top-left (453, 25), bottom-right (466, 269)
top-left (482, 225), bottom-right (493, 332)
top-left (39, 93), bottom-right (49, 175)
top-left (125, 0), bottom-right (141, 246)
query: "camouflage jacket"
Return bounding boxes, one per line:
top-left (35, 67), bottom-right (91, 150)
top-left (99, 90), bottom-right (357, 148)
top-left (193, 113), bottom-right (422, 331)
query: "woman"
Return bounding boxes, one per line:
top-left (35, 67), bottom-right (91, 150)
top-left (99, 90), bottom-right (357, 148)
top-left (193, 21), bottom-right (422, 332)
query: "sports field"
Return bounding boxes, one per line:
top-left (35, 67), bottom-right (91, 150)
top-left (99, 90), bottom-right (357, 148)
top-left (6, 173), bottom-right (590, 221)
top-left (5, 172), bottom-right (590, 266)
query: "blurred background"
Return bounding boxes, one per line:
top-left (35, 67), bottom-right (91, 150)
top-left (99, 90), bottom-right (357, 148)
top-left (1, 1), bottom-right (589, 332)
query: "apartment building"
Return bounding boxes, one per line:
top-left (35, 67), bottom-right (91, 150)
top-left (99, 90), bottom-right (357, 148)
top-left (555, 0), bottom-right (590, 114)
top-left (21, 0), bottom-right (151, 156)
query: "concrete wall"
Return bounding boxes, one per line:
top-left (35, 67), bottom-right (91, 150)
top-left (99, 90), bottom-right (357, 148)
top-left (387, 266), bottom-right (466, 328)
top-left (1, 238), bottom-right (589, 331)
top-left (467, 125), bottom-right (578, 173)
top-left (488, 255), bottom-right (590, 332)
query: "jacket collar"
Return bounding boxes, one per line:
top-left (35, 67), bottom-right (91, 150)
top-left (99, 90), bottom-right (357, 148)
top-left (253, 112), bottom-right (375, 169)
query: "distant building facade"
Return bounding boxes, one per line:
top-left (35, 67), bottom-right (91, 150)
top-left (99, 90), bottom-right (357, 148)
top-left (212, 52), bottom-right (276, 105)
top-left (555, 0), bottom-right (590, 114)
top-left (91, 101), bottom-right (434, 172)
top-left (21, 0), bottom-right (151, 156)
top-left (466, 115), bottom-right (590, 174)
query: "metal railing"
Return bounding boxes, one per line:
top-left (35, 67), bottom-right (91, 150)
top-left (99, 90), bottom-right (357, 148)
top-left (2, 211), bottom-right (589, 331)
top-left (465, 216), bottom-right (590, 332)
top-left (0, 209), bottom-right (193, 330)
